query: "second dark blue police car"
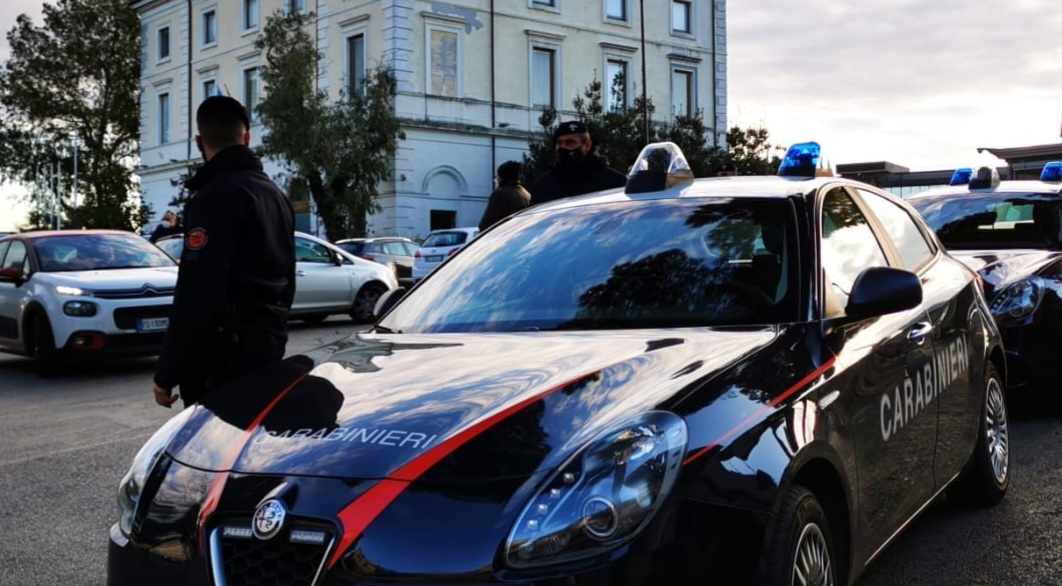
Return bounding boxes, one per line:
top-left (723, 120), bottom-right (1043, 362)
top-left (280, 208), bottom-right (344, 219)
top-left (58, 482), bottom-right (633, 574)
top-left (908, 163), bottom-right (1062, 394)
top-left (108, 141), bottom-right (1009, 586)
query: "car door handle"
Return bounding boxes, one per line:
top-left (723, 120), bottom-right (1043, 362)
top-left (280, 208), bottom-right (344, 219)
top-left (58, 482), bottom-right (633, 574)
top-left (908, 322), bottom-right (933, 344)
top-left (296, 270), bottom-right (306, 277)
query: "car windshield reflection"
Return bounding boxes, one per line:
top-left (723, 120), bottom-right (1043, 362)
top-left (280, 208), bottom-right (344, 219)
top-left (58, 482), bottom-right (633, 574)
top-left (380, 198), bottom-right (799, 333)
top-left (32, 234), bottom-right (176, 272)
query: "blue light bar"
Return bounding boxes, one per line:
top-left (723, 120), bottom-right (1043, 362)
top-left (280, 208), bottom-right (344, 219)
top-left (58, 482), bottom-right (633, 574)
top-left (777, 142), bottom-right (821, 177)
top-left (1040, 162), bottom-right (1062, 182)
top-left (949, 168), bottom-right (973, 186)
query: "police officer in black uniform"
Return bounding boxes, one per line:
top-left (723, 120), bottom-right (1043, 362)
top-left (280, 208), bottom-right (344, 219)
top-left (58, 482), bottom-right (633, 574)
top-left (153, 96), bottom-right (296, 408)
top-left (529, 120), bottom-right (627, 206)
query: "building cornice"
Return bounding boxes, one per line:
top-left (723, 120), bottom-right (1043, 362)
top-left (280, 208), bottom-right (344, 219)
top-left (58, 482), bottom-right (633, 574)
top-left (338, 13), bottom-right (371, 28)
top-left (129, 0), bottom-right (172, 14)
top-left (599, 41), bottom-right (638, 54)
top-left (524, 28), bottom-right (566, 42)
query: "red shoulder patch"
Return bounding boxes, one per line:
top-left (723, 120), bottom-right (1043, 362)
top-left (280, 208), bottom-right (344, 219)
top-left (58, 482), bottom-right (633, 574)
top-left (185, 228), bottom-right (208, 250)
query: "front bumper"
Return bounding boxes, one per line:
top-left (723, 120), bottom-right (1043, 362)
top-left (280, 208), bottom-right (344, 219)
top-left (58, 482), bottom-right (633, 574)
top-left (107, 524), bottom-right (209, 586)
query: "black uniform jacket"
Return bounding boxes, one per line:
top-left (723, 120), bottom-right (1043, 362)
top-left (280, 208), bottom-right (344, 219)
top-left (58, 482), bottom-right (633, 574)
top-left (479, 180), bottom-right (531, 230)
top-left (154, 145), bottom-right (296, 400)
top-left (529, 152), bottom-right (627, 206)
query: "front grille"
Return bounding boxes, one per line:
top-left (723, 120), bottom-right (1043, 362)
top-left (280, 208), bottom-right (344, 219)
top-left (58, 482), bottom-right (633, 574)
top-left (93, 286), bottom-right (175, 299)
top-left (113, 305), bottom-right (171, 329)
top-left (210, 520), bottom-right (335, 586)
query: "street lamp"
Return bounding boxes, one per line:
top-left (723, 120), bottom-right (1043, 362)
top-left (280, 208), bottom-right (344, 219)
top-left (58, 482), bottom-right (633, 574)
top-left (70, 133), bottom-right (80, 209)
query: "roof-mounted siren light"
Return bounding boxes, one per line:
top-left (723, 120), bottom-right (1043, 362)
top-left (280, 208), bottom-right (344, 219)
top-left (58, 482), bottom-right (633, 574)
top-left (968, 165), bottom-right (1000, 189)
top-left (777, 142), bottom-right (821, 178)
top-left (1040, 161), bottom-right (1062, 182)
top-left (625, 141), bottom-right (695, 194)
top-left (949, 167), bottom-right (973, 186)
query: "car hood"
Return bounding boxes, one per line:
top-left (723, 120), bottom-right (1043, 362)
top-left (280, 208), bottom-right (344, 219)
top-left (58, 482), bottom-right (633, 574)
top-left (948, 249), bottom-right (1062, 297)
top-left (40, 266), bottom-right (178, 291)
top-left (166, 327), bottom-right (777, 482)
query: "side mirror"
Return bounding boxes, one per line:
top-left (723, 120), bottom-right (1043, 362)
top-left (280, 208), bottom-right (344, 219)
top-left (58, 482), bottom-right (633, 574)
top-left (374, 286), bottom-right (407, 319)
top-left (0, 267), bottom-right (23, 284)
top-left (845, 266), bottom-right (922, 320)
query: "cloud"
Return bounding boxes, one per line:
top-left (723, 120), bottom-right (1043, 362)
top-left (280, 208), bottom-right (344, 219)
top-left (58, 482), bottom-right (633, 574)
top-left (728, 0), bottom-right (1062, 169)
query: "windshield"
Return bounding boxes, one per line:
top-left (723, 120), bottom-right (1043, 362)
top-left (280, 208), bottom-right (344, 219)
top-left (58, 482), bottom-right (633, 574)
top-left (379, 198), bottom-right (799, 333)
top-left (422, 231), bottom-right (470, 248)
top-left (32, 234), bottom-right (176, 272)
top-left (909, 192), bottom-right (1062, 250)
top-left (336, 241), bottom-right (365, 255)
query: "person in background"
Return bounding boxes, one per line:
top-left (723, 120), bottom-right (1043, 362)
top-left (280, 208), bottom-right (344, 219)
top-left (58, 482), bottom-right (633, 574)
top-left (529, 120), bottom-right (626, 205)
top-left (152, 96), bottom-right (296, 409)
top-left (479, 160), bottom-right (531, 231)
top-left (148, 210), bottom-right (181, 243)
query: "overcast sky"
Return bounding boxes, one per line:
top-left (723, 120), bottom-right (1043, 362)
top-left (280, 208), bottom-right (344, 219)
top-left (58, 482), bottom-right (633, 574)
top-left (3, 1), bottom-right (1062, 229)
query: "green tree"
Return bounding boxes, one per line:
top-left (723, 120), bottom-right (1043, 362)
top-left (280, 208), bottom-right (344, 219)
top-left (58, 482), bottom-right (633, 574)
top-left (254, 10), bottom-right (404, 241)
top-left (659, 111), bottom-right (726, 178)
top-left (725, 126), bottom-right (785, 175)
top-left (0, 0), bottom-right (147, 231)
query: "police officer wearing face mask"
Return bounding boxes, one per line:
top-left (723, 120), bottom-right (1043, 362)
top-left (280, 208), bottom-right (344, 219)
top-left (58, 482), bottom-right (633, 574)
top-left (529, 120), bottom-right (626, 206)
top-left (152, 95), bottom-right (296, 409)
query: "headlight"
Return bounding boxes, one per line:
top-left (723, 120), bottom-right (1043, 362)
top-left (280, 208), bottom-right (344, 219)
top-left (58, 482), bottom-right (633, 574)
top-left (55, 285), bottom-right (87, 296)
top-left (989, 278), bottom-right (1044, 321)
top-left (117, 407), bottom-right (194, 537)
top-left (505, 411), bottom-right (688, 568)
top-left (63, 300), bottom-right (98, 316)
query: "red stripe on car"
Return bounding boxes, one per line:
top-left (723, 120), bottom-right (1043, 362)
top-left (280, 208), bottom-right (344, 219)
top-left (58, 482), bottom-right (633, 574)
top-left (682, 357), bottom-right (837, 466)
top-left (327, 374), bottom-right (594, 569)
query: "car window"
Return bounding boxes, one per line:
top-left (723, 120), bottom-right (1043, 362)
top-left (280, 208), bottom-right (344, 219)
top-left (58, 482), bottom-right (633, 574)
top-left (401, 242), bottom-right (419, 255)
top-left (422, 231), bottom-right (468, 247)
top-left (383, 242), bottom-right (407, 255)
top-left (0, 241), bottom-right (10, 269)
top-left (337, 241), bottom-right (365, 256)
top-left (909, 193), bottom-right (1062, 250)
top-left (295, 239), bottom-right (334, 263)
top-left (820, 188), bottom-right (889, 309)
top-left (31, 234), bottom-right (173, 271)
top-left (380, 198), bottom-right (799, 333)
top-left (858, 189), bottom-right (935, 271)
top-left (1, 241), bottom-right (29, 275)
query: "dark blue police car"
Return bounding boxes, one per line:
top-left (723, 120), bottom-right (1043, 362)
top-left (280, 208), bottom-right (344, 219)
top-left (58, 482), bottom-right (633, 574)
top-left (908, 163), bottom-right (1062, 393)
top-left (108, 142), bottom-right (1009, 586)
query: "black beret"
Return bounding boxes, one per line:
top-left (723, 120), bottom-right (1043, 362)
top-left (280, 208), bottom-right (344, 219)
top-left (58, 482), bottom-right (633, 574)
top-left (497, 160), bottom-right (522, 180)
top-left (554, 120), bottom-right (587, 140)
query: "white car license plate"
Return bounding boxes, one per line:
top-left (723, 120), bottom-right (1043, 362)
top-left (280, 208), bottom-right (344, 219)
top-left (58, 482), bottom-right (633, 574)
top-left (426, 255), bottom-right (443, 262)
top-left (137, 317), bottom-right (169, 332)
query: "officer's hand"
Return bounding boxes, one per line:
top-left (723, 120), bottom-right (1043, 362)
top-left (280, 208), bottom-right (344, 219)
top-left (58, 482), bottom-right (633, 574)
top-left (153, 384), bottom-right (180, 408)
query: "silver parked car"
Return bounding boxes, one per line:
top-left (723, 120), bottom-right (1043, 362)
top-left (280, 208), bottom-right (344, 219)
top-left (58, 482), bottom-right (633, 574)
top-left (153, 231), bottom-right (398, 323)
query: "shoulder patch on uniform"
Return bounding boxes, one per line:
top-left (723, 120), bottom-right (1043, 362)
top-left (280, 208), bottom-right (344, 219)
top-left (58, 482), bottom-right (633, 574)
top-left (186, 228), bottom-right (208, 250)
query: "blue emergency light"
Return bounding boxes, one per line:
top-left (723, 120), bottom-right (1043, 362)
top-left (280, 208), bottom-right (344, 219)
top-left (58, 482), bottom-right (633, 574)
top-left (777, 142), bottom-right (821, 178)
top-left (949, 168), bottom-right (973, 186)
top-left (1040, 162), bottom-right (1062, 182)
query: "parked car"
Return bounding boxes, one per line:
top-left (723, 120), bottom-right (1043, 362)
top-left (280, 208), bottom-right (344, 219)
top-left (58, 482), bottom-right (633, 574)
top-left (0, 229), bottom-right (178, 376)
top-left (334, 236), bottom-right (419, 284)
top-left (108, 142), bottom-right (1008, 586)
top-left (907, 162), bottom-right (1062, 393)
top-left (411, 226), bottom-right (479, 281)
top-left (151, 231), bottom-right (398, 323)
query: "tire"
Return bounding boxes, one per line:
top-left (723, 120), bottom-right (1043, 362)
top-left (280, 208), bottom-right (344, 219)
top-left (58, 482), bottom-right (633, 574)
top-left (760, 486), bottom-right (838, 586)
top-left (30, 313), bottom-right (60, 378)
top-left (350, 283), bottom-right (386, 323)
top-left (946, 363), bottom-right (1009, 507)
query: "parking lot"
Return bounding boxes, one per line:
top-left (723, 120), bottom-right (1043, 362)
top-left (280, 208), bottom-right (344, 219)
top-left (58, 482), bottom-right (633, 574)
top-left (0, 317), bottom-right (1060, 586)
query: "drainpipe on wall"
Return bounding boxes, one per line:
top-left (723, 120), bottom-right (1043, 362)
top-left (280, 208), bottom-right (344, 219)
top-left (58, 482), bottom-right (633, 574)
top-left (186, 0), bottom-right (193, 161)
top-left (710, 0), bottom-right (718, 148)
top-left (639, 0), bottom-right (648, 146)
top-left (490, 0), bottom-right (496, 181)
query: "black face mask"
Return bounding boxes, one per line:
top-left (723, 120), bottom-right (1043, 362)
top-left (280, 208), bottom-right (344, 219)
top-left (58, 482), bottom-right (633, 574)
top-left (555, 147), bottom-right (585, 171)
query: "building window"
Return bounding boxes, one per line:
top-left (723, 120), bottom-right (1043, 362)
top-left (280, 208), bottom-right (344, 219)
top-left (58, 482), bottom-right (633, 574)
top-left (203, 78), bottom-right (218, 100)
top-left (243, 0), bottom-right (259, 31)
top-left (671, 68), bottom-right (694, 117)
top-left (429, 27), bottom-right (459, 97)
top-left (287, 0), bottom-right (306, 14)
top-left (531, 47), bottom-right (556, 108)
top-left (672, 1), bottom-right (692, 34)
top-left (157, 26), bottom-right (170, 61)
top-left (202, 9), bottom-right (217, 46)
top-left (158, 92), bottom-right (170, 144)
top-left (243, 67), bottom-right (259, 122)
top-left (531, 0), bottom-right (556, 7)
top-left (346, 34), bottom-right (366, 97)
top-left (606, 0), bottom-right (628, 21)
top-left (605, 59), bottom-right (628, 111)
